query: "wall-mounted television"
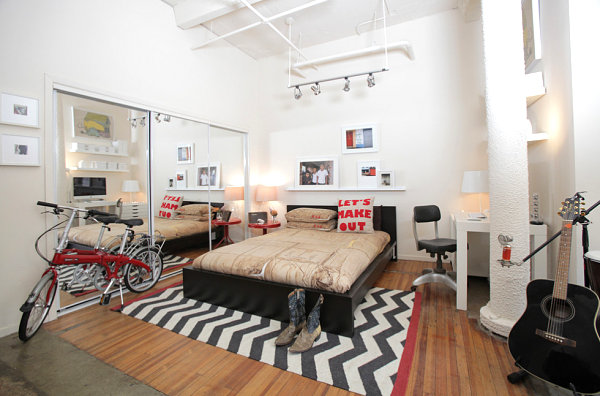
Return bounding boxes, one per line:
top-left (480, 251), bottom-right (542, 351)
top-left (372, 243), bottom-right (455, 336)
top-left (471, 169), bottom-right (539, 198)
top-left (73, 177), bottom-right (107, 200)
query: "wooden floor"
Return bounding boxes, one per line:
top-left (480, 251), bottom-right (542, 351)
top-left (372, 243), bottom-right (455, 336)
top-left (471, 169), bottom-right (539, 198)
top-left (44, 250), bottom-right (559, 395)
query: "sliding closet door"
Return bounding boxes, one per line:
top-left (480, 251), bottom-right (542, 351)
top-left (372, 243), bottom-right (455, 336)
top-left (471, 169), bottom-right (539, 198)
top-left (210, 126), bottom-right (247, 242)
top-left (149, 113), bottom-right (211, 251)
top-left (55, 91), bottom-right (150, 310)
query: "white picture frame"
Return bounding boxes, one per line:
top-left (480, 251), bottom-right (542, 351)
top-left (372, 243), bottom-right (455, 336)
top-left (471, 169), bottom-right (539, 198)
top-left (522, 0), bottom-right (542, 72)
top-left (0, 93), bottom-right (39, 128)
top-left (0, 134), bottom-right (40, 166)
top-left (176, 143), bottom-right (194, 164)
top-left (357, 160), bottom-right (380, 189)
top-left (295, 156), bottom-right (339, 189)
top-left (378, 170), bottom-right (395, 189)
top-left (196, 162), bottom-right (221, 188)
top-left (175, 170), bottom-right (187, 189)
top-left (72, 107), bottom-right (114, 140)
top-left (341, 124), bottom-right (378, 154)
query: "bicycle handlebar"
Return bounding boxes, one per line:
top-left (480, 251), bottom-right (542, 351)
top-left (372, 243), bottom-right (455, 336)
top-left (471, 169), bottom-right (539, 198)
top-left (36, 201), bottom-right (111, 217)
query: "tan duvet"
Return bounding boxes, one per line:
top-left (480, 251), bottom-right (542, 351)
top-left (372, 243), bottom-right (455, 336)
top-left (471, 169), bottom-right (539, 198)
top-left (67, 217), bottom-right (210, 248)
top-left (192, 228), bottom-right (390, 293)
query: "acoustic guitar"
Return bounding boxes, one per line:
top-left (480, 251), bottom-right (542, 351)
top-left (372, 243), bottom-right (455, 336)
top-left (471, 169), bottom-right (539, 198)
top-left (508, 195), bottom-right (600, 394)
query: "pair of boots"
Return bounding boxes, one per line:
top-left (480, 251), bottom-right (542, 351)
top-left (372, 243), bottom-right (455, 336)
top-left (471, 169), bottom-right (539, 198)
top-left (275, 289), bottom-right (324, 353)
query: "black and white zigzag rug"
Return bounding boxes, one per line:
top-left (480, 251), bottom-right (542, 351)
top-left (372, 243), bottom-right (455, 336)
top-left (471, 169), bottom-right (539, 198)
top-left (59, 254), bottom-right (191, 296)
top-left (119, 283), bottom-right (421, 396)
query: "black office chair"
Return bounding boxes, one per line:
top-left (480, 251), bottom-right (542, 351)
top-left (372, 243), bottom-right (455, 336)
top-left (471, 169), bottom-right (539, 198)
top-left (411, 205), bottom-right (457, 291)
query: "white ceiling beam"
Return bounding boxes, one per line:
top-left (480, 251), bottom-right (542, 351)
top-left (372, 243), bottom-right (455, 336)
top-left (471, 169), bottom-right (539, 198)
top-left (191, 0), bottom-right (329, 50)
top-left (171, 0), bottom-right (264, 29)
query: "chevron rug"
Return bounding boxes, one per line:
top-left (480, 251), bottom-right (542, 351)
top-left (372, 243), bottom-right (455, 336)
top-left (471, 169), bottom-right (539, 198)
top-left (59, 254), bottom-right (191, 296)
top-left (119, 283), bottom-right (421, 396)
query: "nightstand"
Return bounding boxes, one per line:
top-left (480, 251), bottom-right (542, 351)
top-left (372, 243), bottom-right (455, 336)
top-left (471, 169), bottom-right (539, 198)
top-left (212, 218), bottom-right (242, 248)
top-left (248, 221), bottom-right (281, 235)
top-left (121, 202), bottom-right (148, 219)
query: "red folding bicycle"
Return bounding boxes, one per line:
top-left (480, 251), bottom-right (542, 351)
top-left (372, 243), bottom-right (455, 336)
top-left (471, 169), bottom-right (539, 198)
top-left (18, 201), bottom-right (163, 342)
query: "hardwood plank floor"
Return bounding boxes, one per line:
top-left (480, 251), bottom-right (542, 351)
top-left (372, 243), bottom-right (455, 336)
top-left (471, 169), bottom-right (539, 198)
top-left (44, 251), bottom-right (561, 395)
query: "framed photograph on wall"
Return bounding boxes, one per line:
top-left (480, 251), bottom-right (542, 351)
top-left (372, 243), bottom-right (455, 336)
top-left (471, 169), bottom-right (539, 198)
top-left (196, 162), bottom-right (221, 188)
top-left (176, 143), bottom-right (194, 164)
top-left (341, 124), bottom-right (378, 154)
top-left (522, 0), bottom-right (542, 72)
top-left (175, 170), bottom-right (187, 189)
top-left (357, 160), bottom-right (380, 189)
top-left (295, 156), bottom-right (339, 189)
top-left (0, 93), bottom-right (39, 128)
top-left (378, 170), bottom-right (395, 189)
top-left (0, 134), bottom-right (40, 166)
top-left (72, 108), bottom-right (113, 140)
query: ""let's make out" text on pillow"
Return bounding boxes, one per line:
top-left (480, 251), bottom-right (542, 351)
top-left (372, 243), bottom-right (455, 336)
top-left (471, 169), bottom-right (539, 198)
top-left (337, 197), bottom-right (374, 233)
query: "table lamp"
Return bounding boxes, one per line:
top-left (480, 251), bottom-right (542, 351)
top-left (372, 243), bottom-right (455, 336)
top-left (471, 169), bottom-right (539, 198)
top-left (224, 186), bottom-right (244, 218)
top-left (461, 170), bottom-right (488, 218)
top-left (122, 180), bottom-right (140, 203)
top-left (256, 185), bottom-right (278, 222)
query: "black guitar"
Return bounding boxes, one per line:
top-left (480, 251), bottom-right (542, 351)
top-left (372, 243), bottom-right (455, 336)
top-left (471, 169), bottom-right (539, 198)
top-left (508, 195), bottom-right (600, 394)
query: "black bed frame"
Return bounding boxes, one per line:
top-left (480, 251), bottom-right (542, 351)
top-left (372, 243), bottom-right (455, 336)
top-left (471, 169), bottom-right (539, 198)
top-left (183, 204), bottom-right (397, 337)
top-left (67, 200), bottom-right (224, 255)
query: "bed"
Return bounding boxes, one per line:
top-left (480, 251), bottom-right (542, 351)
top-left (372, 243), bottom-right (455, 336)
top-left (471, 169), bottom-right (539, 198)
top-left (183, 204), bottom-right (397, 337)
top-left (66, 201), bottom-right (224, 254)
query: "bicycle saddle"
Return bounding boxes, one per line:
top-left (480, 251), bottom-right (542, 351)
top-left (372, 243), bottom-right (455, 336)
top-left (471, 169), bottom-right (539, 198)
top-left (95, 215), bottom-right (120, 225)
top-left (116, 218), bottom-right (144, 227)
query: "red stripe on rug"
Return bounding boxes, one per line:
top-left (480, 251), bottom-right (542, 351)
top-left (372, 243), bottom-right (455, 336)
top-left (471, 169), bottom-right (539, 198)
top-left (163, 261), bottom-right (192, 273)
top-left (391, 291), bottom-right (422, 396)
top-left (110, 280), bottom-right (183, 311)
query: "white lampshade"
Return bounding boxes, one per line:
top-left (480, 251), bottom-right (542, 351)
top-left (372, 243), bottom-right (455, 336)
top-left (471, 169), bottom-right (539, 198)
top-left (121, 180), bottom-right (140, 193)
top-left (255, 185), bottom-right (277, 202)
top-left (224, 186), bottom-right (244, 201)
top-left (461, 171), bottom-right (489, 193)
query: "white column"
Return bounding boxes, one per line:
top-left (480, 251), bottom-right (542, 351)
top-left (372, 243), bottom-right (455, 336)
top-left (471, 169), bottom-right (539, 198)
top-left (479, 0), bottom-right (531, 337)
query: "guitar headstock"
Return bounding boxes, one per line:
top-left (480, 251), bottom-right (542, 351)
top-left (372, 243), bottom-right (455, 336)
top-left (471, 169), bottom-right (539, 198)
top-left (558, 194), bottom-right (585, 221)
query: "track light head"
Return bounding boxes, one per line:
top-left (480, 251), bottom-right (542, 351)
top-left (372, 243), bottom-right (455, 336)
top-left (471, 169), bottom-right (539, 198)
top-left (139, 117), bottom-right (146, 127)
top-left (367, 73), bottom-right (375, 88)
top-left (155, 113), bottom-right (161, 123)
top-left (294, 86), bottom-right (302, 100)
top-left (343, 77), bottom-right (350, 92)
top-left (311, 82), bottom-right (321, 95)
top-left (163, 114), bottom-right (171, 122)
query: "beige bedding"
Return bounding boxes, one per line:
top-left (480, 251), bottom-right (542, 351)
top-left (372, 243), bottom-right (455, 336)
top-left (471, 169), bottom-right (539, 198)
top-left (192, 228), bottom-right (390, 293)
top-left (67, 217), bottom-right (210, 248)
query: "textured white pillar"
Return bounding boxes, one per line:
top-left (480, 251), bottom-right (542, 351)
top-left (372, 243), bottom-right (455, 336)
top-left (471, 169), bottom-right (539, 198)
top-left (480, 0), bottom-right (531, 337)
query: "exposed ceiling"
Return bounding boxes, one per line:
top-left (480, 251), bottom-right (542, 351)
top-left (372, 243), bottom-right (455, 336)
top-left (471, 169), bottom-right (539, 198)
top-left (162, 0), bottom-right (473, 59)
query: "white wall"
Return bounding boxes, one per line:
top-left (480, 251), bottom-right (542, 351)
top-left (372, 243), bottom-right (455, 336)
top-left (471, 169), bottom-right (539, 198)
top-left (0, 0), bottom-right (259, 337)
top-left (256, 10), bottom-right (488, 261)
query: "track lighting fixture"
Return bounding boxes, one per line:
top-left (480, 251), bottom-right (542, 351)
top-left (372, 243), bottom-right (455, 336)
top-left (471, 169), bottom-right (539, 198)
top-left (139, 117), bottom-right (146, 127)
top-left (129, 119), bottom-right (137, 128)
top-left (343, 77), bottom-right (350, 92)
top-left (163, 114), bottom-right (171, 122)
top-left (311, 82), bottom-right (321, 95)
top-left (367, 73), bottom-right (375, 88)
top-left (155, 113), bottom-right (162, 123)
top-left (128, 116), bottom-right (147, 128)
top-left (289, 68), bottom-right (387, 100)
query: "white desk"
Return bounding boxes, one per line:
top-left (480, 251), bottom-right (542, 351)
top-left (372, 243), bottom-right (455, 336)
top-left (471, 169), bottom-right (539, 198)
top-left (451, 213), bottom-right (547, 311)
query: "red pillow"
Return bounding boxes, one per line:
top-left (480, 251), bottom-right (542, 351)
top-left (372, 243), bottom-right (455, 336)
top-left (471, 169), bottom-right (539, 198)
top-left (337, 197), bottom-right (375, 233)
top-left (158, 194), bottom-right (183, 218)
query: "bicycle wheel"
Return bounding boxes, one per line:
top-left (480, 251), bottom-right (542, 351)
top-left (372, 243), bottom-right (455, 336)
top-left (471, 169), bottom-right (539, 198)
top-left (19, 274), bottom-right (57, 342)
top-left (124, 246), bottom-right (163, 293)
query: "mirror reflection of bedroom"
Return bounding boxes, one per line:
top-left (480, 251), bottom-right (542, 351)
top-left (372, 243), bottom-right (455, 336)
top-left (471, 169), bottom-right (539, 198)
top-left (55, 92), bottom-right (247, 312)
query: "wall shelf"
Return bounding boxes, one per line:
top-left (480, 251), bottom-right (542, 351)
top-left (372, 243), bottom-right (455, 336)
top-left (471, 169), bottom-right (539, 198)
top-left (286, 186), bottom-right (407, 192)
top-left (72, 167), bottom-right (129, 173)
top-left (166, 187), bottom-right (225, 191)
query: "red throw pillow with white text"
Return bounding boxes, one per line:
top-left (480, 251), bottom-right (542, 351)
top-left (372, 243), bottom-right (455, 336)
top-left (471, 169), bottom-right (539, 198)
top-left (337, 197), bottom-right (374, 233)
top-left (158, 194), bottom-right (183, 218)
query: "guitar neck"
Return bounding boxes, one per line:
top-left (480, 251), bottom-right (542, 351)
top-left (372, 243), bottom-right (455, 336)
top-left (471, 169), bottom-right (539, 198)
top-left (553, 220), bottom-right (573, 300)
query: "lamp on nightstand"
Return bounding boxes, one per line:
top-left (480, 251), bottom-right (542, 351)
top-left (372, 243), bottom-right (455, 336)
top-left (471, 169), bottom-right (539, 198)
top-left (122, 180), bottom-right (140, 203)
top-left (256, 185), bottom-right (278, 222)
top-left (461, 170), bottom-right (489, 218)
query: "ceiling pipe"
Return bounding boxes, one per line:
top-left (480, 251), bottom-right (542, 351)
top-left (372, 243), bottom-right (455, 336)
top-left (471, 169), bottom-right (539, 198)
top-left (291, 41), bottom-right (414, 73)
top-left (191, 0), bottom-right (329, 51)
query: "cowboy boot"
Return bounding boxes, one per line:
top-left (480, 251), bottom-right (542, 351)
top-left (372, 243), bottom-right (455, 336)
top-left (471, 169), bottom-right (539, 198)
top-left (289, 294), bottom-right (324, 353)
top-left (275, 289), bottom-right (306, 346)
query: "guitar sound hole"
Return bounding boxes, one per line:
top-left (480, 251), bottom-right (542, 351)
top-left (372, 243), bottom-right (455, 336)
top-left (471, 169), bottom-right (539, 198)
top-left (541, 295), bottom-right (575, 322)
